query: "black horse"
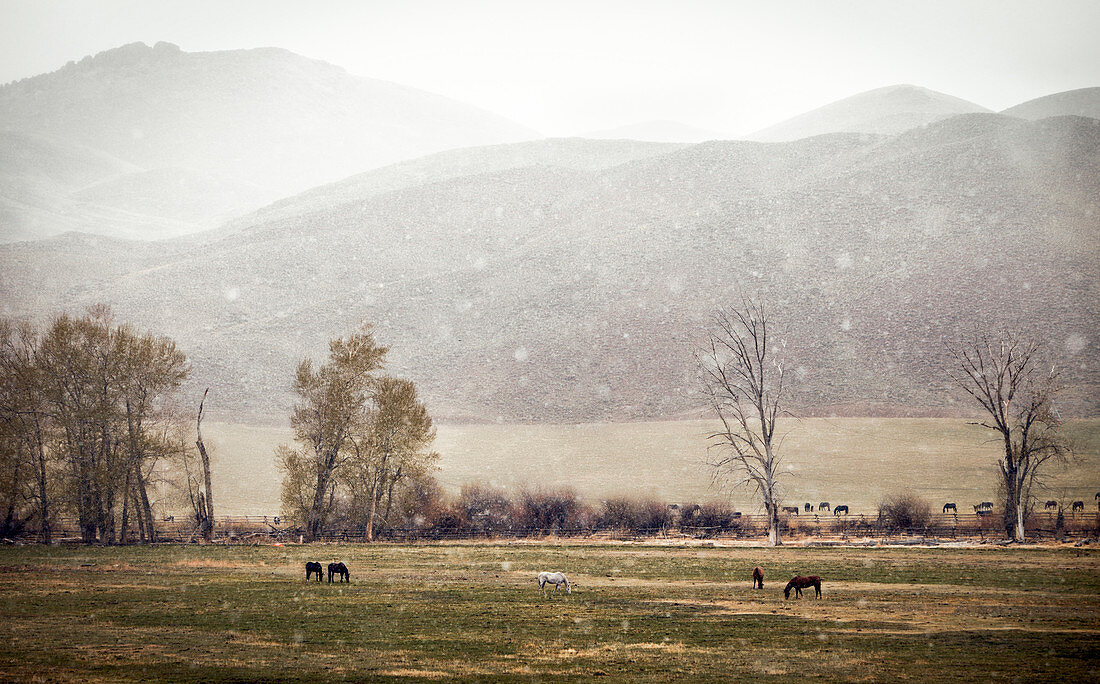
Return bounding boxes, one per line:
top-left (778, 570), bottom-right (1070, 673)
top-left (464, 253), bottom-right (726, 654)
top-left (942, 502), bottom-right (956, 514)
top-left (305, 561), bottom-right (323, 582)
top-left (833, 505), bottom-right (849, 516)
top-left (784, 575), bottom-right (822, 599)
top-left (1072, 501), bottom-right (1084, 513)
top-left (328, 561), bottom-right (350, 583)
top-left (818, 502), bottom-right (830, 512)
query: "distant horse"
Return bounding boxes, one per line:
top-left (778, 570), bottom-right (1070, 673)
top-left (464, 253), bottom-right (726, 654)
top-left (305, 561), bottom-right (323, 582)
top-left (942, 503), bottom-right (956, 514)
top-left (804, 503), bottom-right (814, 513)
top-left (784, 575), bottom-right (821, 599)
top-left (752, 566), bottom-right (764, 589)
top-left (1072, 501), bottom-right (1084, 513)
top-left (328, 562), bottom-right (350, 583)
top-left (538, 571), bottom-right (571, 595)
top-left (781, 506), bottom-right (799, 515)
top-left (833, 505), bottom-right (849, 516)
top-left (818, 502), bottom-right (830, 512)
top-left (977, 502), bottom-right (993, 512)
top-left (1044, 500), bottom-right (1059, 511)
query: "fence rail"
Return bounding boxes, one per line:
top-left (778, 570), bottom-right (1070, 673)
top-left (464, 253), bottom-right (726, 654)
top-left (23, 510), bottom-right (1098, 544)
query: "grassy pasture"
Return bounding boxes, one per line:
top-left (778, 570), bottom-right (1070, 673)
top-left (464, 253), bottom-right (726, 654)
top-left (1, 543), bottom-right (1097, 681)
top-left (197, 418), bottom-right (1100, 516)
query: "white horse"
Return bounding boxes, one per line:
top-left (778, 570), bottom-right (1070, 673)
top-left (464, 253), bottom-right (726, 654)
top-left (538, 571), bottom-right (571, 595)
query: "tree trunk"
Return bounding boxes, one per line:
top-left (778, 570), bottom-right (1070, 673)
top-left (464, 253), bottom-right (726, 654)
top-left (31, 418), bottom-right (50, 544)
top-left (135, 466), bottom-right (156, 542)
top-left (196, 389), bottom-right (215, 542)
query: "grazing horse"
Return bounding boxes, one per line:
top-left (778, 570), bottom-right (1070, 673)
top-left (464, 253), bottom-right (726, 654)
top-left (305, 561), bottom-right (323, 582)
top-left (1044, 500), bottom-right (1059, 511)
top-left (752, 566), bottom-right (764, 589)
top-left (1072, 501), bottom-right (1084, 513)
top-left (818, 502), bottom-right (830, 512)
top-left (538, 571), bottom-right (571, 595)
top-left (784, 575), bottom-right (822, 599)
top-left (781, 506), bottom-right (799, 515)
top-left (327, 562), bottom-right (350, 583)
top-left (833, 505), bottom-right (849, 516)
top-left (942, 502), bottom-right (957, 514)
top-left (978, 501), bottom-right (993, 512)
top-left (804, 503), bottom-right (814, 512)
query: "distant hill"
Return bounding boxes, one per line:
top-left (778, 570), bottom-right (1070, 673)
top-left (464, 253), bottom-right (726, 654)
top-left (1001, 87), bottom-right (1100, 120)
top-left (215, 137), bottom-right (687, 237)
top-left (581, 120), bottom-right (726, 143)
top-left (749, 84), bottom-right (990, 142)
top-left (0, 42), bottom-right (538, 241)
top-left (1, 114), bottom-right (1096, 423)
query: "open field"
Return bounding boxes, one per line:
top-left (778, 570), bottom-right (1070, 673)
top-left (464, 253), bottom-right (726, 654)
top-left (1, 543), bottom-right (1097, 681)
top-left (196, 418), bottom-right (1100, 516)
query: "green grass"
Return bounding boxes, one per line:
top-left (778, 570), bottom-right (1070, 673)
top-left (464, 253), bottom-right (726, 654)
top-left (1, 543), bottom-right (1098, 681)
top-left (200, 418), bottom-right (1100, 516)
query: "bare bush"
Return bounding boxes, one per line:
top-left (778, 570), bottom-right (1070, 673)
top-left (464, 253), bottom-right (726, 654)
top-left (685, 501), bottom-right (744, 534)
top-left (515, 487), bottom-right (587, 532)
top-left (457, 483), bottom-right (513, 534)
top-left (877, 491), bottom-right (932, 531)
top-left (598, 496), bottom-right (672, 533)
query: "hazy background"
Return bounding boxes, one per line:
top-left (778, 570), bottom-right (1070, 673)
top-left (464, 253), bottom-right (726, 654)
top-left (2, 0), bottom-right (1099, 137)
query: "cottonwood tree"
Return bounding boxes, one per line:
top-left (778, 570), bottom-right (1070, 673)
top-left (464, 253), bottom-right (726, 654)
top-left (35, 308), bottom-right (188, 543)
top-left (285, 326), bottom-right (388, 541)
top-left (343, 377), bottom-right (437, 541)
top-left (0, 319), bottom-right (51, 541)
top-left (949, 334), bottom-right (1071, 542)
top-left (698, 301), bottom-right (788, 546)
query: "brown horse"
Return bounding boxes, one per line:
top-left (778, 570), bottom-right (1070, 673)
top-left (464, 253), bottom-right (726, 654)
top-left (752, 566), bottom-right (764, 589)
top-left (784, 575), bottom-right (821, 599)
top-left (305, 561), bottom-right (323, 582)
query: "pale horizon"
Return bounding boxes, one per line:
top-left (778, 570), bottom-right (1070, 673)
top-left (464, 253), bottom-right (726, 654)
top-left (2, 0), bottom-right (1098, 137)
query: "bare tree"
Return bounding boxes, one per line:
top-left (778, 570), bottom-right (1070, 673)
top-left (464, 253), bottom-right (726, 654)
top-left (698, 301), bottom-right (788, 546)
top-left (949, 334), bottom-right (1071, 542)
top-left (193, 388), bottom-right (215, 542)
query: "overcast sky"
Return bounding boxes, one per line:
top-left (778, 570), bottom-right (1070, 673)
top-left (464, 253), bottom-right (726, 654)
top-left (1, 0), bottom-right (1098, 136)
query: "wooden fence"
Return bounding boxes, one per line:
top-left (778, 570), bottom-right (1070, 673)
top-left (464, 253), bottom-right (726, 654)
top-left (29, 509), bottom-right (1098, 545)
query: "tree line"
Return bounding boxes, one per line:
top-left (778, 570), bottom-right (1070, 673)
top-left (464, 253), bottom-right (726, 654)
top-left (0, 307), bottom-right (192, 543)
top-left (1, 303), bottom-right (1076, 545)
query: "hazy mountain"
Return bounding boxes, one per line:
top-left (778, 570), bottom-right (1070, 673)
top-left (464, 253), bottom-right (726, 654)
top-left (580, 120), bottom-right (726, 143)
top-left (749, 84), bottom-right (990, 142)
top-left (2, 114), bottom-right (1096, 423)
top-left (0, 42), bottom-right (538, 241)
top-left (1001, 87), bottom-right (1100, 120)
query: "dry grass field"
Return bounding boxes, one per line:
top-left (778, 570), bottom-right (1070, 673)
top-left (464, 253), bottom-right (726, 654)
top-left (0, 542), bottom-right (1097, 681)
top-left (196, 418), bottom-right (1100, 517)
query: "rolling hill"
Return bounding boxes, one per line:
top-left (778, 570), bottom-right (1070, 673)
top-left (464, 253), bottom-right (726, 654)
top-left (2, 114), bottom-right (1096, 423)
top-left (748, 84), bottom-right (990, 142)
top-left (1001, 87), bottom-right (1100, 120)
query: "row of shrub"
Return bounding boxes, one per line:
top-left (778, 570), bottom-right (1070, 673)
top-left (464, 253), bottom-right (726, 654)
top-left (356, 483), bottom-right (757, 536)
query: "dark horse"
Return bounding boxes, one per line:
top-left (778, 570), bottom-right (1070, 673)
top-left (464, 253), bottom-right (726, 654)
top-left (752, 566), bottom-right (764, 589)
top-left (833, 505), bottom-right (849, 516)
top-left (784, 575), bottom-right (821, 599)
top-left (942, 502), bottom-right (957, 514)
top-left (328, 561), bottom-right (350, 583)
top-left (305, 561), bottom-right (323, 582)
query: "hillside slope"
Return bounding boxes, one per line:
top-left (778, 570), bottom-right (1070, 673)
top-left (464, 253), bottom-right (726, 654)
top-left (1, 115), bottom-right (1096, 422)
